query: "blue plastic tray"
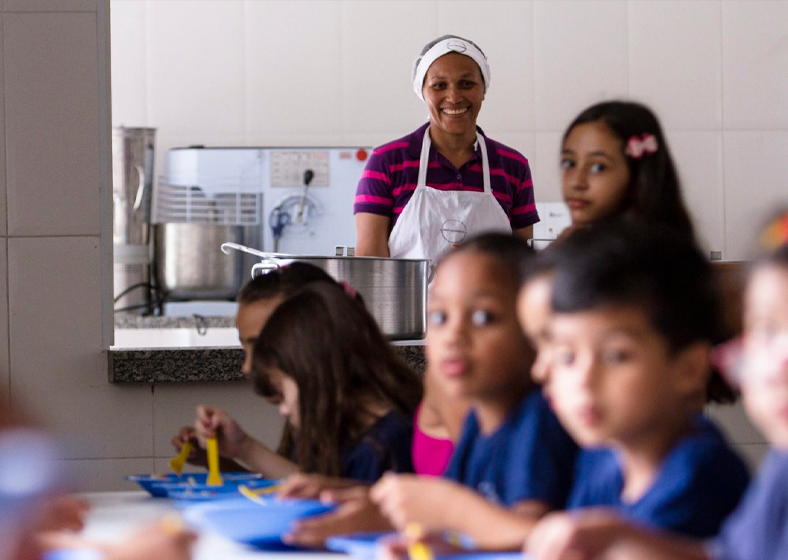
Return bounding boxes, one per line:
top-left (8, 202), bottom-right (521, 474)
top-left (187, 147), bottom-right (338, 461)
top-left (125, 472), bottom-right (263, 497)
top-left (182, 498), bottom-right (335, 550)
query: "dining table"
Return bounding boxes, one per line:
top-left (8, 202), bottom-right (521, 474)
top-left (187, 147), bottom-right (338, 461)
top-left (78, 491), bottom-right (348, 560)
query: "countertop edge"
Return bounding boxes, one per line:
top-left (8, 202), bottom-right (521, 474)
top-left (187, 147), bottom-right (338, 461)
top-left (109, 345), bottom-right (426, 383)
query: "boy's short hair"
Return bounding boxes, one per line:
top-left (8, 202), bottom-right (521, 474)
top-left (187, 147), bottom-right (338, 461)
top-left (549, 224), bottom-right (736, 404)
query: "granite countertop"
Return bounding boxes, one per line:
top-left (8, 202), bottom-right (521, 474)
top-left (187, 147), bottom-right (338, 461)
top-left (109, 315), bottom-right (425, 383)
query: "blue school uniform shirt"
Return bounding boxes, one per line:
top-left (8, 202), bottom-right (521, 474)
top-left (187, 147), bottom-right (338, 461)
top-left (442, 390), bottom-right (578, 507)
top-left (340, 410), bottom-right (414, 482)
top-left (706, 450), bottom-right (788, 560)
top-left (568, 415), bottom-right (750, 538)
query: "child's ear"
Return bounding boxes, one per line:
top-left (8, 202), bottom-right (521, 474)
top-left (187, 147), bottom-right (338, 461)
top-left (672, 342), bottom-right (712, 397)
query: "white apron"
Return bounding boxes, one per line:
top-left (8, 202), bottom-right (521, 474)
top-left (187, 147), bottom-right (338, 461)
top-left (388, 126), bottom-right (512, 265)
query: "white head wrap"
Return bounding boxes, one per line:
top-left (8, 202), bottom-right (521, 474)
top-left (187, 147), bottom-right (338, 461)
top-left (412, 36), bottom-right (490, 101)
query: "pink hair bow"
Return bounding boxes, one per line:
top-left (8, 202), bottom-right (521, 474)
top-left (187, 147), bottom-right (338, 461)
top-left (625, 133), bottom-right (659, 159)
top-left (340, 281), bottom-right (357, 299)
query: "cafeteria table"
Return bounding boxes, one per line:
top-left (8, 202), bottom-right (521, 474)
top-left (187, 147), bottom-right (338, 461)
top-left (78, 491), bottom-right (348, 559)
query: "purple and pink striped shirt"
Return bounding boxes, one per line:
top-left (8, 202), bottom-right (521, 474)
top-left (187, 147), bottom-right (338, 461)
top-left (353, 123), bottom-right (539, 230)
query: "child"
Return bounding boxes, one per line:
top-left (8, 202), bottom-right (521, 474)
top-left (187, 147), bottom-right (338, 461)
top-left (195, 281), bottom-right (423, 482)
top-left (517, 252), bottom-right (562, 396)
top-left (560, 101), bottom-right (695, 241)
top-left (525, 223), bottom-right (749, 560)
top-left (525, 221), bottom-right (788, 560)
top-left (171, 262), bottom-right (342, 474)
top-left (370, 234), bottom-right (578, 550)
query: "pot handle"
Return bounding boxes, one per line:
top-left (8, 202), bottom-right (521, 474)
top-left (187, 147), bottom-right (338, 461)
top-left (132, 164), bottom-right (145, 211)
top-left (251, 261), bottom-right (281, 278)
top-left (220, 242), bottom-right (291, 259)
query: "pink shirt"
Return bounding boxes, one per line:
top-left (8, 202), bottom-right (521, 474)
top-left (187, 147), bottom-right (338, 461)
top-left (412, 404), bottom-right (455, 476)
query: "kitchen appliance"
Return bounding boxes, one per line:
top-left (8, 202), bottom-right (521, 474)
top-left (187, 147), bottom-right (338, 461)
top-left (155, 146), bottom-right (370, 313)
top-left (222, 243), bottom-right (429, 340)
top-left (531, 202), bottom-right (571, 249)
top-left (152, 149), bottom-right (263, 301)
top-left (112, 127), bottom-right (156, 313)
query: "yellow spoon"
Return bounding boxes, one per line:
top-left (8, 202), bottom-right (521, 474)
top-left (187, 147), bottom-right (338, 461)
top-left (238, 483), bottom-right (282, 505)
top-left (206, 437), bottom-right (223, 486)
top-left (405, 523), bottom-right (434, 560)
top-left (168, 441), bottom-right (193, 476)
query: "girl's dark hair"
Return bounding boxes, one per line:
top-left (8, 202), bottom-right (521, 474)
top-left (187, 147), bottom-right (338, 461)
top-left (237, 262), bottom-right (339, 304)
top-left (237, 262), bottom-right (357, 456)
top-left (550, 223), bottom-right (735, 403)
top-left (443, 232), bottom-right (535, 287)
top-left (563, 101), bottom-right (695, 241)
top-left (251, 282), bottom-right (423, 476)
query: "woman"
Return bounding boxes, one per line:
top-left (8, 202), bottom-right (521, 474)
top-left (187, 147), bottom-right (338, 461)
top-left (354, 35), bottom-right (539, 259)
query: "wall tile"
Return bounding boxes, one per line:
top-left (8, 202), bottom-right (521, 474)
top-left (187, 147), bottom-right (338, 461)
top-left (110, 0), bottom-right (146, 126)
top-left (723, 131), bottom-right (788, 261)
top-left (4, 12), bottom-right (101, 236)
top-left (723, 1), bottom-right (788, 129)
top-left (147, 1), bottom-right (244, 136)
top-left (245, 1), bottom-right (342, 135)
top-left (533, 131), bottom-right (563, 203)
top-left (533, 0), bottom-right (628, 131)
top-left (340, 0), bottom-right (438, 133)
top-left (629, 1), bottom-right (721, 130)
top-left (8, 237), bottom-right (153, 459)
top-left (152, 382), bottom-right (285, 458)
top-left (437, 0), bottom-right (534, 132)
top-left (0, 241), bottom-right (8, 417)
top-left (707, 401), bottom-right (766, 445)
top-left (0, 16), bottom-right (5, 237)
top-left (58, 458), bottom-right (154, 492)
top-left (666, 131), bottom-right (724, 255)
top-left (5, 0), bottom-right (96, 11)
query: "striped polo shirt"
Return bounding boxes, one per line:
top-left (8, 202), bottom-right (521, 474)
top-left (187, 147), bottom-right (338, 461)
top-left (353, 122), bottom-right (539, 231)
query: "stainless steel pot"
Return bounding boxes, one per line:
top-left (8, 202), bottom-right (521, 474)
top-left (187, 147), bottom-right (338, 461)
top-left (222, 243), bottom-right (429, 340)
top-left (154, 224), bottom-right (260, 300)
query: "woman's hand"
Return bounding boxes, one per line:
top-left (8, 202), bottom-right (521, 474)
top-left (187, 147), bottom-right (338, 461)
top-left (193, 405), bottom-right (251, 461)
top-left (370, 473), bottom-right (466, 532)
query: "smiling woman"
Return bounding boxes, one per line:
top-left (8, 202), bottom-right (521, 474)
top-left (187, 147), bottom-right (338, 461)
top-left (353, 35), bottom-right (539, 261)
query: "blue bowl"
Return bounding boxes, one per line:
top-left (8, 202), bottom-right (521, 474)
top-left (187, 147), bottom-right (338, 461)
top-left (183, 498), bottom-right (335, 550)
top-left (165, 479), bottom-right (280, 502)
top-left (327, 532), bottom-right (393, 558)
top-left (125, 472), bottom-right (263, 497)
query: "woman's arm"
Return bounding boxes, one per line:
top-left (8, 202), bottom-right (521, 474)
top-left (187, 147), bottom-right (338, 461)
top-left (514, 225), bottom-right (533, 241)
top-left (355, 213), bottom-right (391, 257)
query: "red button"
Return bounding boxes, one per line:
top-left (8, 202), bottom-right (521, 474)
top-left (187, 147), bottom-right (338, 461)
top-left (356, 149), bottom-right (368, 161)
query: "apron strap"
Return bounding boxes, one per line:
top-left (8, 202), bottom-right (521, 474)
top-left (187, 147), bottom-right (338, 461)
top-left (417, 125), bottom-right (492, 194)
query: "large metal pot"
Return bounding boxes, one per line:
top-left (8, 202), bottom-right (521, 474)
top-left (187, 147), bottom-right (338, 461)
top-left (154, 224), bottom-right (260, 300)
top-left (221, 243), bottom-right (429, 340)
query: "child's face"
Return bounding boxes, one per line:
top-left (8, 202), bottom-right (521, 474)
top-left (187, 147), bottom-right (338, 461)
top-left (549, 305), bottom-right (701, 448)
top-left (267, 367), bottom-right (301, 430)
top-left (426, 252), bottom-right (533, 401)
top-left (236, 297), bottom-right (283, 380)
top-left (741, 265), bottom-right (788, 449)
top-left (561, 121), bottom-right (631, 226)
top-left (516, 274), bottom-right (554, 388)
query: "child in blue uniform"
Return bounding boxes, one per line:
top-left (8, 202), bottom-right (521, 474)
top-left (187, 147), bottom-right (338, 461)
top-left (194, 280), bottom-right (423, 483)
top-left (525, 223), bottom-right (766, 560)
top-left (371, 234), bottom-right (578, 550)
